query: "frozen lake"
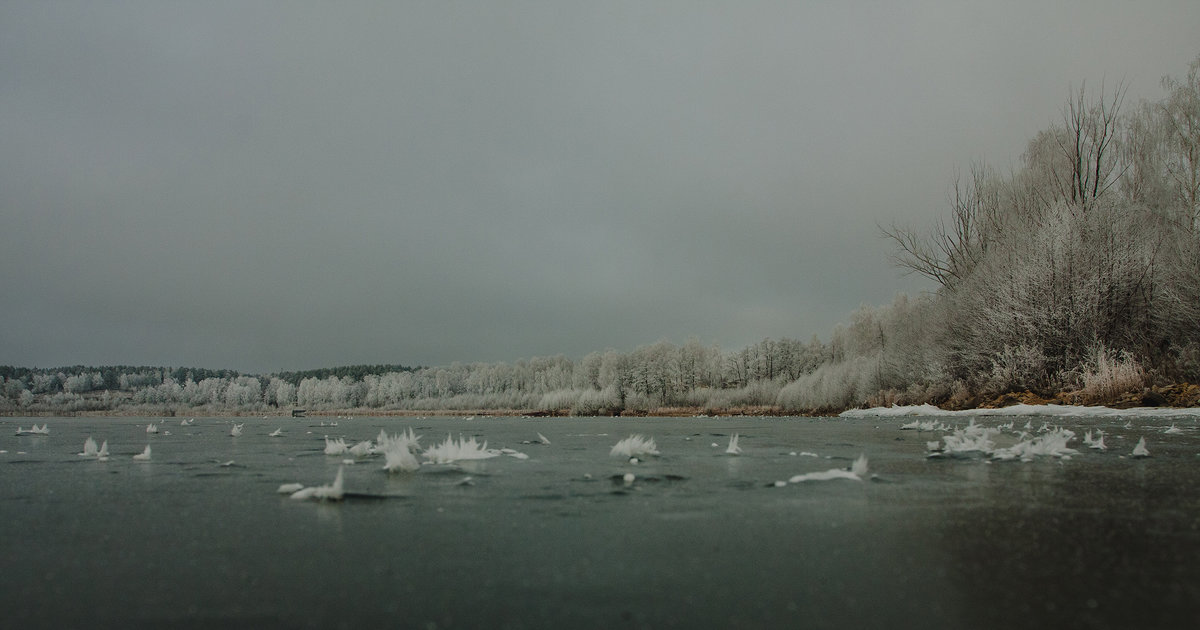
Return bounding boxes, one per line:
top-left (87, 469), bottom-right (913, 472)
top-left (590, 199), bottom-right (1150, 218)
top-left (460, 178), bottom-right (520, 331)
top-left (2, 414), bottom-right (1197, 629)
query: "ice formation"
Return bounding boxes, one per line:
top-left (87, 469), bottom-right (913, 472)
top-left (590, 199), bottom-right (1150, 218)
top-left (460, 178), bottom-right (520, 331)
top-left (230, 423), bottom-right (243, 437)
top-left (422, 434), bottom-right (500, 464)
top-left (289, 466), bottom-right (345, 501)
top-left (379, 429), bottom-right (423, 473)
top-left (935, 420), bottom-right (998, 456)
top-left (382, 444), bottom-right (421, 473)
top-left (725, 433), bottom-right (742, 455)
top-left (1131, 437), bottom-right (1150, 458)
top-left (787, 454), bottom-right (868, 483)
top-left (991, 429), bottom-right (1078, 461)
top-left (79, 437), bottom-right (99, 457)
top-left (324, 437), bottom-right (348, 455)
top-left (610, 435), bottom-right (660, 458)
top-left (377, 428), bottom-right (422, 453)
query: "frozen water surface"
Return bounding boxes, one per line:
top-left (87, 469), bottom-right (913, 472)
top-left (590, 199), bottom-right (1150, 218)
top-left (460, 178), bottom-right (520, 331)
top-left (1, 414), bottom-right (1198, 629)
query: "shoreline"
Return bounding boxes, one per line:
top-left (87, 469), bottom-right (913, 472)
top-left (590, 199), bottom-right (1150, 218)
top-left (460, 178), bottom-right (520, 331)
top-left (5, 383), bottom-right (1199, 419)
top-left (6, 400), bottom-right (1200, 420)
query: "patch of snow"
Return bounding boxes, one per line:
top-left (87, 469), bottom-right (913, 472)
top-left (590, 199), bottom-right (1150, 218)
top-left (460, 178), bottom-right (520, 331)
top-left (844, 403), bottom-right (1200, 419)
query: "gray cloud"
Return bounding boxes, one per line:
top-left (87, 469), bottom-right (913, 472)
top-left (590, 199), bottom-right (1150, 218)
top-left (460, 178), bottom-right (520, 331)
top-left (3, 1), bottom-right (1198, 372)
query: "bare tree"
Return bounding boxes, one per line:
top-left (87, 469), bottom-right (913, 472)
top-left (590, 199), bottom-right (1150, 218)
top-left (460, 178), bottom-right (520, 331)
top-left (1159, 56), bottom-right (1200, 228)
top-left (1056, 81), bottom-right (1127, 209)
top-left (881, 162), bottom-right (999, 289)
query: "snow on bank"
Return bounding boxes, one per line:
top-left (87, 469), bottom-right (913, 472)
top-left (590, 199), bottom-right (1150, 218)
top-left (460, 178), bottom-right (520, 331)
top-left (840, 403), bottom-right (1200, 419)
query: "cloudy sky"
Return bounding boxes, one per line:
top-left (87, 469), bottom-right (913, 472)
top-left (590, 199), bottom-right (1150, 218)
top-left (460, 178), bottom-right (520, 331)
top-left (2, 2), bottom-right (1198, 373)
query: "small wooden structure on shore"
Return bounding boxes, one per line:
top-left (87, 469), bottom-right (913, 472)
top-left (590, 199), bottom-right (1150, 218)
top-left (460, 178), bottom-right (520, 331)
top-left (291, 409), bottom-right (306, 418)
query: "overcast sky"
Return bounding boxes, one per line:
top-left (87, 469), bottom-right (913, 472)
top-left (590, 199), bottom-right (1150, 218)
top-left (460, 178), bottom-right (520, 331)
top-left (2, 2), bottom-right (1198, 373)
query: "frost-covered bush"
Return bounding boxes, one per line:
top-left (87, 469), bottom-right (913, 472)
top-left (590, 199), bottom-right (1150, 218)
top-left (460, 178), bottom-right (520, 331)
top-left (1079, 345), bottom-right (1144, 404)
top-left (536, 389), bottom-right (581, 412)
top-left (985, 344), bottom-right (1049, 395)
top-left (777, 355), bottom-right (879, 411)
top-left (571, 386), bottom-right (622, 416)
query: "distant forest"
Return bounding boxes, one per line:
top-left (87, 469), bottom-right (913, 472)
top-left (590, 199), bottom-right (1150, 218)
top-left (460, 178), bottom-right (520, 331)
top-left (4, 55), bottom-right (1200, 416)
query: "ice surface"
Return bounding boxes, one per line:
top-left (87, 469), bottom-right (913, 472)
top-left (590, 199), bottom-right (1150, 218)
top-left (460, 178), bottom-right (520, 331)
top-left (5, 415), bottom-right (1199, 629)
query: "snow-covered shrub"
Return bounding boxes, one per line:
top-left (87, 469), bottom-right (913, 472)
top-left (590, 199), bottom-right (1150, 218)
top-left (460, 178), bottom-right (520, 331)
top-left (571, 386), bottom-right (621, 416)
top-left (777, 355), bottom-right (878, 412)
top-left (1080, 344), bottom-right (1144, 404)
top-left (536, 389), bottom-right (580, 413)
top-left (986, 344), bottom-right (1049, 395)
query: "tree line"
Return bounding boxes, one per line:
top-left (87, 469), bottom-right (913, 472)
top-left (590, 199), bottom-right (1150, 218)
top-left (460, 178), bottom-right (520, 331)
top-left (4, 54), bottom-right (1199, 415)
top-left (0, 338), bottom-right (826, 414)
